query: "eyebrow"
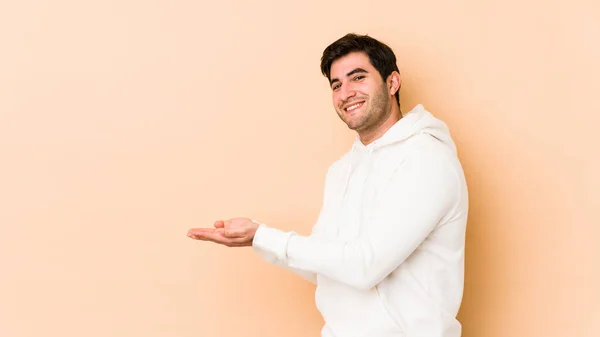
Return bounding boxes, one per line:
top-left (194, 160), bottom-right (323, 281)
top-left (330, 68), bottom-right (369, 85)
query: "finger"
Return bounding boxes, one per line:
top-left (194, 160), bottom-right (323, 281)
top-left (188, 228), bottom-right (216, 235)
top-left (213, 220), bottom-right (225, 228)
top-left (188, 232), bottom-right (210, 240)
top-left (202, 234), bottom-right (246, 247)
top-left (189, 230), bottom-right (228, 243)
top-left (187, 228), bottom-right (218, 240)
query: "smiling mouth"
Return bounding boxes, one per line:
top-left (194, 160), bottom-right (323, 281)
top-left (344, 101), bottom-right (365, 112)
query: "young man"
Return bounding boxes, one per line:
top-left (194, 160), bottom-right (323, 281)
top-left (188, 33), bottom-right (469, 337)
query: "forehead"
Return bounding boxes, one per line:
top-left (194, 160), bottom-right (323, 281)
top-left (330, 51), bottom-right (376, 77)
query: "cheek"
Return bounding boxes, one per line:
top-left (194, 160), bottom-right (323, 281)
top-left (332, 93), bottom-right (342, 108)
top-left (356, 83), bottom-right (372, 95)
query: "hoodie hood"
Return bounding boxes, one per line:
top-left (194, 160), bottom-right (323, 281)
top-left (351, 104), bottom-right (457, 154)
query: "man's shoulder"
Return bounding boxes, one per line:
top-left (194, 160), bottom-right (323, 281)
top-left (399, 133), bottom-right (458, 164)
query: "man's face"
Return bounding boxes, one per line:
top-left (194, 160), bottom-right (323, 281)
top-left (329, 52), bottom-right (391, 132)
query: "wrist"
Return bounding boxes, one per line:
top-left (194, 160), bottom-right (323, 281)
top-left (250, 220), bottom-right (263, 245)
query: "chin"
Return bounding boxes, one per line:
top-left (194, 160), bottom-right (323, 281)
top-left (346, 122), bottom-right (365, 131)
top-left (344, 117), bottom-right (367, 130)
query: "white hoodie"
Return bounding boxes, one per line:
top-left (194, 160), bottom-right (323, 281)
top-left (252, 104), bottom-right (469, 337)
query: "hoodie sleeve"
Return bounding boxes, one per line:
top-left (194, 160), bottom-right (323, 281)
top-left (251, 151), bottom-right (459, 291)
top-left (251, 245), bottom-right (317, 284)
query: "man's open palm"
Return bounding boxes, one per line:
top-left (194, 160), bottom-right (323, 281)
top-left (187, 217), bottom-right (259, 247)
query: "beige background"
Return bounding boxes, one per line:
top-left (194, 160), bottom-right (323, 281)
top-left (1, 0), bottom-right (599, 336)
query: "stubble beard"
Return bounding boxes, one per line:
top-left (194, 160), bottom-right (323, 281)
top-left (340, 85), bottom-right (391, 132)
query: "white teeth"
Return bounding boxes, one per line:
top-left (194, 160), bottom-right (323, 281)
top-left (346, 103), bottom-right (362, 111)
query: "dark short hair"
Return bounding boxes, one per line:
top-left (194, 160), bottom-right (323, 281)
top-left (320, 33), bottom-right (400, 105)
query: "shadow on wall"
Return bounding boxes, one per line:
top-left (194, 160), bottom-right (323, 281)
top-left (457, 169), bottom-right (498, 337)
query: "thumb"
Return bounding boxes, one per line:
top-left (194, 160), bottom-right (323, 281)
top-left (214, 220), bottom-right (225, 228)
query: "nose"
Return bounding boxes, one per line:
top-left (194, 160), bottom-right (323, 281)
top-left (339, 83), bottom-right (356, 102)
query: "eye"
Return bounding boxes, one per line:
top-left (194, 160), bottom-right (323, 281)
top-left (332, 83), bottom-right (341, 91)
top-left (353, 75), bottom-right (365, 81)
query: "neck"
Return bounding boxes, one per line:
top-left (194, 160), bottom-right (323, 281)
top-left (358, 103), bottom-right (402, 145)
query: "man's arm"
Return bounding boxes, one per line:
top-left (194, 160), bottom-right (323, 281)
top-left (252, 152), bottom-right (460, 291)
top-left (252, 245), bottom-right (317, 284)
top-left (188, 166), bottom-right (337, 284)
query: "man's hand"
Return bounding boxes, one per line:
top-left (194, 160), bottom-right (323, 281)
top-left (187, 217), bottom-right (260, 247)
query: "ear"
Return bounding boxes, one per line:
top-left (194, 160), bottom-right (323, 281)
top-left (387, 71), bottom-right (401, 96)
